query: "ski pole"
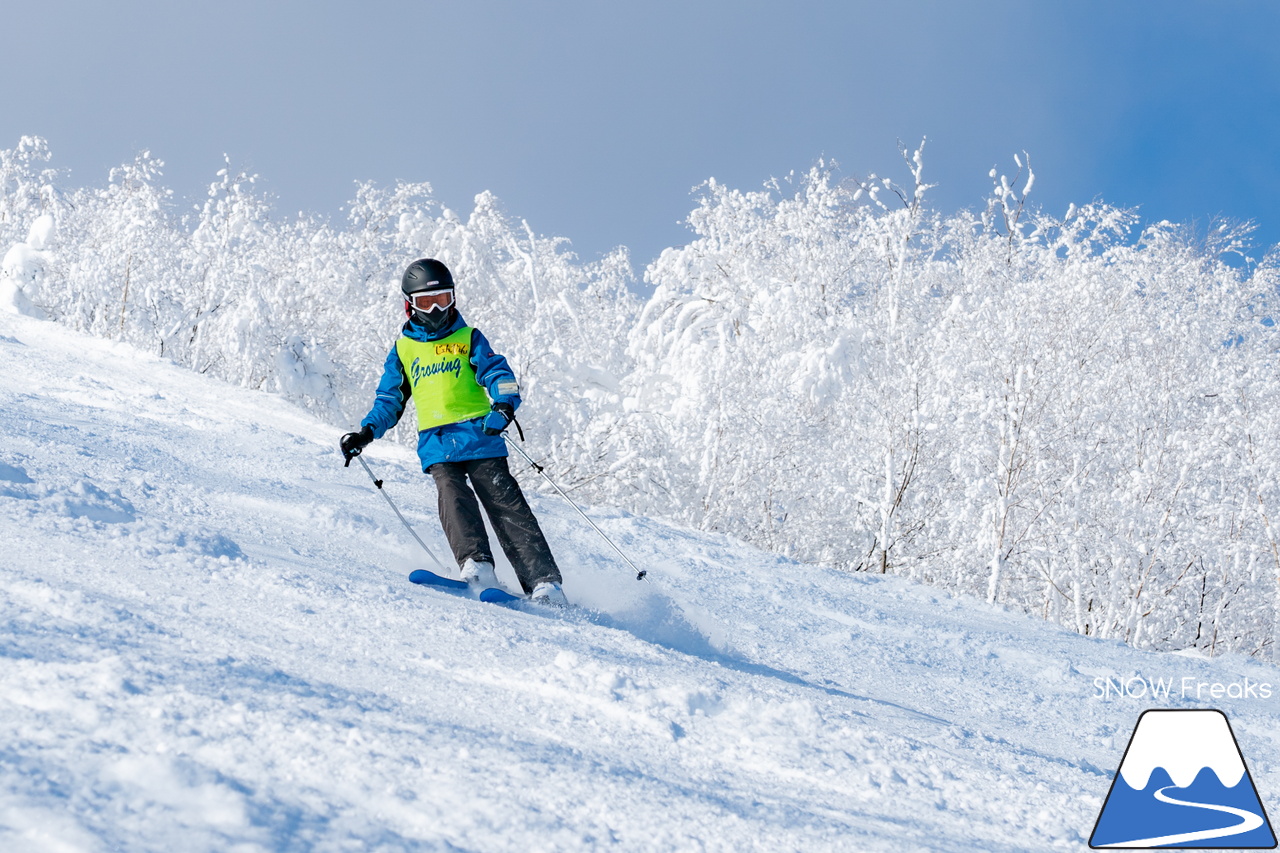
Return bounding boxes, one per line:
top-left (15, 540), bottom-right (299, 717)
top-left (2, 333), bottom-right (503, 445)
top-left (502, 434), bottom-right (647, 581)
top-left (350, 452), bottom-right (449, 572)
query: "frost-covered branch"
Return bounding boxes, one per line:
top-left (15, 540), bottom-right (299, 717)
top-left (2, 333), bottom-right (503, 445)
top-left (4, 136), bottom-right (1279, 658)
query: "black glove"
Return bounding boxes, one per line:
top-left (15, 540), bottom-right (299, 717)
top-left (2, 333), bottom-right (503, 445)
top-left (340, 424), bottom-right (374, 464)
top-left (482, 403), bottom-right (514, 436)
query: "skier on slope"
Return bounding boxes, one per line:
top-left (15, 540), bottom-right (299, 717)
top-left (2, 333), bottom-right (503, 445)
top-left (339, 258), bottom-right (567, 605)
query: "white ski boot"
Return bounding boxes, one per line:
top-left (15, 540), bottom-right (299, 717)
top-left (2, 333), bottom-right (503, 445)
top-left (459, 558), bottom-right (499, 588)
top-left (530, 580), bottom-right (568, 606)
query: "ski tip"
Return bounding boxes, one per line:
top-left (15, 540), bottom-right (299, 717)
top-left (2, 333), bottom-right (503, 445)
top-left (408, 569), bottom-right (469, 590)
top-left (478, 587), bottom-right (523, 605)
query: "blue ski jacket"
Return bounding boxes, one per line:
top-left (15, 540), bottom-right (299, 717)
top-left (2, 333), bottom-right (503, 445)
top-left (360, 311), bottom-right (521, 470)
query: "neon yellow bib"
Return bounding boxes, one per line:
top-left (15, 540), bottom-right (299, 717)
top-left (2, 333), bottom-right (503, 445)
top-left (396, 327), bottom-right (492, 431)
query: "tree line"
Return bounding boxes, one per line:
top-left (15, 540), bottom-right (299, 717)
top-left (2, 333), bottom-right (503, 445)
top-left (5, 136), bottom-right (1278, 657)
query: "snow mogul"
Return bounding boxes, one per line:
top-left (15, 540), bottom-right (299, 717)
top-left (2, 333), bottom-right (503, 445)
top-left (340, 258), bottom-right (566, 605)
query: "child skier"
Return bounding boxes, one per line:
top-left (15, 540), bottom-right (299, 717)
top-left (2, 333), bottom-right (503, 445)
top-left (340, 258), bottom-right (567, 605)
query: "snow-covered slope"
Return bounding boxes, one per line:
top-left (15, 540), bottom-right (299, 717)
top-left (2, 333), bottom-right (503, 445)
top-left (2, 310), bottom-right (1278, 852)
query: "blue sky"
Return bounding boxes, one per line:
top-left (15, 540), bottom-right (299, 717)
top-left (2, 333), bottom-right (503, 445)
top-left (8, 1), bottom-right (1280, 266)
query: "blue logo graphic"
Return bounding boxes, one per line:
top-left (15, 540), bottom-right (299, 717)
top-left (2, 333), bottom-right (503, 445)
top-left (1091, 709), bottom-right (1276, 849)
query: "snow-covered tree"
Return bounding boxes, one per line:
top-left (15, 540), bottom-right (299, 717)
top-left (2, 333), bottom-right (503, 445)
top-left (6, 135), bottom-right (1280, 658)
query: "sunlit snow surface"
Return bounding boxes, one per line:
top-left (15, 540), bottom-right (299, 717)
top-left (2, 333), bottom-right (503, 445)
top-left (1, 311), bottom-right (1279, 852)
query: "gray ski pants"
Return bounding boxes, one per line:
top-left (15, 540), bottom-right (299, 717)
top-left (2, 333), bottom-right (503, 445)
top-left (427, 456), bottom-right (562, 594)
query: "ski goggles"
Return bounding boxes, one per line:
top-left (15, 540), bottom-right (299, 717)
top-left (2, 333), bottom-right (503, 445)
top-left (407, 289), bottom-right (455, 313)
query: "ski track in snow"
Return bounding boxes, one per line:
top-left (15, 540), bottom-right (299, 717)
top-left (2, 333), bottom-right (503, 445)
top-left (1, 310), bottom-right (1278, 852)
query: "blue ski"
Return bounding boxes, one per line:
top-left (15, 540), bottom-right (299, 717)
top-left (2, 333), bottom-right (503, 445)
top-left (408, 569), bottom-right (524, 604)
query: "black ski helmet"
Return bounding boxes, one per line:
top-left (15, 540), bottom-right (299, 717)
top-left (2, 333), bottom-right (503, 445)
top-left (401, 258), bottom-right (456, 332)
top-left (401, 258), bottom-right (454, 295)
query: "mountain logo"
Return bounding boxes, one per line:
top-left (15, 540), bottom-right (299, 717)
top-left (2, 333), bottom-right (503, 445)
top-left (1091, 709), bottom-right (1276, 849)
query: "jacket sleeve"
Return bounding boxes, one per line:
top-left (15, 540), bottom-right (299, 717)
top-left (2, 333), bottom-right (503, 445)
top-left (470, 328), bottom-right (522, 412)
top-left (361, 341), bottom-right (412, 438)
